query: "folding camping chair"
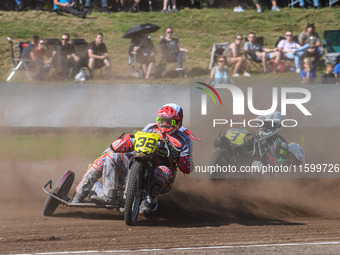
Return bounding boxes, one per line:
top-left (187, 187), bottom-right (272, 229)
top-left (7, 37), bottom-right (33, 82)
top-left (128, 43), bottom-right (143, 78)
top-left (159, 35), bottom-right (187, 78)
top-left (323, 30), bottom-right (340, 65)
top-left (244, 36), bottom-right (267, 73)
top-left (209, 42), bottom-right (230, 70)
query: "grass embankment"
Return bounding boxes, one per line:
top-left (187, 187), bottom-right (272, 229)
top-left (0, 129), bottom-right (127, 160)
top-left (0, 7), bottom-right (339, 83)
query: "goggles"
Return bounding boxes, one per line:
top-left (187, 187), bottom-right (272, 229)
top-left (156, 117), bottom-right (177, 127)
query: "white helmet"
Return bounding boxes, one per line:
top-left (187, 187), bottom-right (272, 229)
top-left (256, 111), bottom-right (283, 139)
top-left (288, 142), bottom-right (305, 164)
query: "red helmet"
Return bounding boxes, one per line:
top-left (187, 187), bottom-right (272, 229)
top-left (156, 103), bottom-right (183, 134)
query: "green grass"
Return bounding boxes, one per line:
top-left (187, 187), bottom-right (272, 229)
top-left (0, 7), bottom-right (339, 82)
top-left (0, 130), bottom-right (124, 160)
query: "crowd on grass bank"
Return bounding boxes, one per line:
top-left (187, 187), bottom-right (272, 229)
top-left (4, 0), bottom-right (339, 14)
top-left (17, 22), bottom-right (340, 85)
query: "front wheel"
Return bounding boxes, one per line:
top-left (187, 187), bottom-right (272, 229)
top-left (42, 170), bottom-right (75, 216)
top-left (124, 161), bottom-right (143, 226)
top-left (209, 149), bottom-right (231, 179)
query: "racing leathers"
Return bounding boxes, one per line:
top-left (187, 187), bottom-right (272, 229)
top-left (74, 123), bottom-right (193, 205)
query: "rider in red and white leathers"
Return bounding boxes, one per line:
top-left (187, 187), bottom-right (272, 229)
top-left (72, 103), bottom-right (196, 213)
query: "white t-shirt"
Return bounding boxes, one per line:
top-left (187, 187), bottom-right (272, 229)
top-left (277, 40), bottom-right (300, 51)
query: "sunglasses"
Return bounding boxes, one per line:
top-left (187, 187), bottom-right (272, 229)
top-left (236, 38), bottom-right (243, 40)
top-left (166, 31), bottom-right (173, 34)
top-left (39, 43), bottom-right (45, 45)
top-left (61, 38), bottom-right (68, 41)
top-left (218, 60), bottom-right (225, 62)
top-left (286, 34), bottom-right (293, 37)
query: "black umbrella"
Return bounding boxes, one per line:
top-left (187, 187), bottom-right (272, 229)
top-left (122, 23), bottom-right (161, 39)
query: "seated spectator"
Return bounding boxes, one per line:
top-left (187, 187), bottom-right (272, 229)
top-left (208, 55), bottom-right (229, 86)
top-left (298, 23), bottom-right (324, 68)
top-left (35, 39), bottom-right (54, 79)
top-left (334, 62), bottom-right (340, 84)
top-left (87, 32), bottom-right (111, 79)
top-left (84, 0), bottom-right (109, 13)
top-left (244, 32), bottom-right (281, 74)
top-left (21, 34), bottom-right (44, 80)
top-left (131, 33), bottom-right (156, 79)
top-left (320, 63), bottom-right (336, 84)
top-left (233, 1), bottom-right (244, 12)
top-left (276, 30), bottom-right (309, 73)
top-left (160, 27), bottom-right (188, 73)
top-left (225, 34), bottom-right (250, 77)
top-left (15, 0), bottom-right (23, 11)
top-left (300, 58), bottom-right (316, 84)
top-left (53, 0), bottom-right (87, 19)
top-left (52, 33), bottom-right (82, 80)
top-left (252, 0), bottom-right (280, 12)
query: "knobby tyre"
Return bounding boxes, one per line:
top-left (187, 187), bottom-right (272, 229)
top-left (42, 170), bottom-right (75, 216)
top-left (124, 161), bottom-right (143, 226)
top-left (209, 149), bottom-right (231, 179)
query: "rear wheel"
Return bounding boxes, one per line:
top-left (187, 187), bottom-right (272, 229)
top-left (209, 149), bottom-right (231, 179)
top-left (42, 170), bottom-right (75, 216)
top-left (124, 161), bottom-right (143, 226)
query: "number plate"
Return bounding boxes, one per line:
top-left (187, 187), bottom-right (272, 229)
top-left (134, 131), bottom-right (159, 154)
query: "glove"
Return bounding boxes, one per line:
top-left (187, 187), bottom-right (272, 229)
top-left (170, 147), bottom-right (180, 162)
top-left (110, 133), bottom-right (134, 153)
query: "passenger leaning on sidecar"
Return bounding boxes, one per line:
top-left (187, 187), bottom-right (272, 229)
top-left (71, 103), bottom-right (194, 214)
top-left (250, 111), bottom-right (289, 167)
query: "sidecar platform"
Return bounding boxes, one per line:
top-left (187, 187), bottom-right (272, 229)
top-left (43, 179), bottom-right (117, 209)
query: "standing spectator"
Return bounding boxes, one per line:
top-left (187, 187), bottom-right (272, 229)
top-left (298, 23), bottom-right (324, 68)
top-left (252, 0), bottom-right (280, 12)
top-left (244, 32), bottom-right (281, 74)
top-left (131, 33), bottom-right (156, 79)
top-left (208, 55), bottom-right (229, 85)
top-left (84, 0), bottom-right (109, 13)
top-left (299, 0), bottom-right (320, 8)
top-left (334, 62), bottom-right (340, 84)
top-left (87, 33), bottom-right (111, 79)
top-left (300, 58), bottom-right (316, 84)
top-left (162, 0), bottom-right (178, 13)
top-left (276, 30), bottom-right (309, 73)
top-left (320, 63), bottom-right (336, 84)
top-left (21, 34), bottom-right (44, 80)
top-left (53, 0), bottom-right (87, 18)
top-left (226, 34), bottom-right (250, 77)
top-left (115, 0), bottom-right (125, 11)
top-left (52, 33), bottom-right (82, 80)
top-left (128, 0), bottom-right (140, 12)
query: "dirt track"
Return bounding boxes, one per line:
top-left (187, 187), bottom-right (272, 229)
top-left (1, 159), bottom-right (340, 254)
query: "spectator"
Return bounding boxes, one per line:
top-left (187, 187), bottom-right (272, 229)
top-left (15, 0), bottom-right (23, 11)
top-left (298, 23), bottom-right (324, 68)
top-left (21, 34), bottom-right (44, 80)
top-left (52, 33), bottom-right (82, 80)
top-left (162, 0), bottom-right (178, 13)
top-left (53, 0), bottom-right (87, 18)
top-left (226, 34), bottom-right (250, 77)
top-left (299, 0), bottom-right (320, 8)
top-left (128, 0), bottom-right (140, 12)
top-left (35, 39), bottom-right (54, 79)
top-left (334, 62), bottom-right (340, 84)
top-left (320, 63), bottom-right (336, 84)
top-left (115, 0), bottom-right (125, 11)
top-left (300, 58), bottom-right (316, 84)
top-left (208, 55), bottom-right (229, 86)
top-left (276, 30), bottom-right (309, 73)
top-left (84, 0), bottom-right (109, 13)
top-left (160, 27), bottom-right (188, 74)
top-left (87, 32), bottom-right (111, 79)
top-left (131, 33), bottom-right (156, 79)
top-left (244, 32), bottom-right (281, 74)
top-left (233, 0), bottom-right (244, 12)
top-left (252, 0), bottom-right (280, 12)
